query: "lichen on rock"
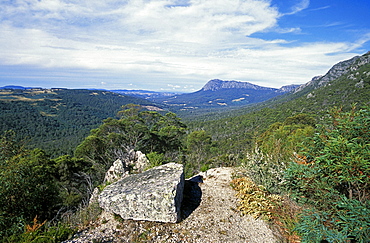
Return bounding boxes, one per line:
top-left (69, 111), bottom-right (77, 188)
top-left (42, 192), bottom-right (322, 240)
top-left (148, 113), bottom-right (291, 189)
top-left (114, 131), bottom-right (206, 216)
top-left (98, 163), bottom-right (184, 223)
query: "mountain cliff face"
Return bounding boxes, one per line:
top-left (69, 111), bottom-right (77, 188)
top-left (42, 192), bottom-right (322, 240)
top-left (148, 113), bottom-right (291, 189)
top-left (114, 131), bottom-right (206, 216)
top-left (154, 79), bottom-right (299, 112)
top-left (256, 51), bottom-right (370, 116)
top-left (201, 79), bottom-right (299, 93)
top-left (200, 79), bottom-right (276, 91)
top-left (295, 51), bottom-right (370, 93)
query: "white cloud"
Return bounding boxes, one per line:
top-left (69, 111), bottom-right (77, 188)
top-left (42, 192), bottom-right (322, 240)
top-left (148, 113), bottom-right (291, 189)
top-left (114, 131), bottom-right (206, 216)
top-left (0, 0), bottom-right (368, 91)
top-left (285, 0), bottom-right (310, 15)
top-left (0, 0), bottom-right (280, 68)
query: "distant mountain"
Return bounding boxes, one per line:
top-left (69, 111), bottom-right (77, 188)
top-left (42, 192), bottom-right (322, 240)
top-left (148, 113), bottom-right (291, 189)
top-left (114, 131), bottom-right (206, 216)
top-left (111, 89), bottom-right (182, 100)
top-left (0, 85), bottom-right (40, 90)
top-left (189, 51), bottom-right (370, 158)
top-left (151, 79), bottom-right (300, 112)
top-left (200, 79), bottom-right (275, 91)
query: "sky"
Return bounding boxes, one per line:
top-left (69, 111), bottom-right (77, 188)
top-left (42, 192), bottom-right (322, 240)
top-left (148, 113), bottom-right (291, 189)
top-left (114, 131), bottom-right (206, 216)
top-left (0, 0), bottom-right (369, 92)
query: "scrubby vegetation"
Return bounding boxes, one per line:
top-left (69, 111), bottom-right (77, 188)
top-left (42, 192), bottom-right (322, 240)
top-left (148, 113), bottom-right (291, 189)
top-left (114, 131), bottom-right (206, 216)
top-left (0, 105), bottom-right (187, 242)
top-left (0, 53), bottom-right (369, 242)
top-left (2, 104), bottom-right (368, 242)
top-left (285, 106), bottom-right (370, 242)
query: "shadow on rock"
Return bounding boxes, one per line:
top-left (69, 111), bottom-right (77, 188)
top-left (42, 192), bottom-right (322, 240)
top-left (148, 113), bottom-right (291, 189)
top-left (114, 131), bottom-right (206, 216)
top-left (181, 175), bottom-right (203, 221)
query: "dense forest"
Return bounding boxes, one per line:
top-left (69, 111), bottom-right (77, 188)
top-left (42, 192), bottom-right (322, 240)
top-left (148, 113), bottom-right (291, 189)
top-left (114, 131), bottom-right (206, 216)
top-left (0, 89), bottom-right (155, 156)
top-left (0, 52), bottom-right (369, 242)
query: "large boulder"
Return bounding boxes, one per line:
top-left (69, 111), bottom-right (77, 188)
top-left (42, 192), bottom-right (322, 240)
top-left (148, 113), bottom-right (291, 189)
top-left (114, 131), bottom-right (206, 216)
top-left (98, 163), bottom-right (184, 223)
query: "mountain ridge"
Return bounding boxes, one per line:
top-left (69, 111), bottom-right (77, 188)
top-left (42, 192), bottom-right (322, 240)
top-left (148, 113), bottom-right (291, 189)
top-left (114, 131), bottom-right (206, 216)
top-left (295, 51), bottom-right (370, 93)
top-left (151, 79), bottom-right (300, 112)
top-left (200, 79), bottom-right (299, 92)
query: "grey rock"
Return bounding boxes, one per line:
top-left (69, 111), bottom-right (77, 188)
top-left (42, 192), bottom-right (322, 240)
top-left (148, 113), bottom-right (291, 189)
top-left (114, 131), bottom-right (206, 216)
top-left (104, 159), bottom-right (127, 183)
top-left (88, 187), bottom-right (100, 205)
top-left (98, 163), bottom-right (184, 223)
top-left (131, 150), bottom-right (149, 173)
top-left (124, 149), bottom-right (149, 174)
top-left (295, 51), bottom-right (370, 93)
top-left (103, 150), bottom-right (150, 184)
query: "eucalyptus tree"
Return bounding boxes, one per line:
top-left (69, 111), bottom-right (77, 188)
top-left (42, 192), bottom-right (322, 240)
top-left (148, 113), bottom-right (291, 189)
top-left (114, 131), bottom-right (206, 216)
top-left (75, 104), bottom-right (187, 176)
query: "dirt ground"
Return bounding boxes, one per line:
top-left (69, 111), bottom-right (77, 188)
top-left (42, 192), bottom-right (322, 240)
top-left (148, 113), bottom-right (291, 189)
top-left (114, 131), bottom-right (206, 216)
top-left (64, 167), bottom-right (278, 243)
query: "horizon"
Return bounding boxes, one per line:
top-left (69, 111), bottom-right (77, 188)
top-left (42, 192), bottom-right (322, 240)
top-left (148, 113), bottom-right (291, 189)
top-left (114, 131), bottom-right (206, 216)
top-left (1, 0), bottom-right (370, 92)
top-left (0, 78), bottom-right (300, 93)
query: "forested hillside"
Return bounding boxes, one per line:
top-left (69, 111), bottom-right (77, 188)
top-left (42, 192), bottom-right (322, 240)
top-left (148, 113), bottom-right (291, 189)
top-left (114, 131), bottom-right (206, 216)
top-left (0, 88), bottom-right (156, 156)
top-left (0, 52), bottom-right (369, 242)
top-left (187, 51), bottom-right (370, 159)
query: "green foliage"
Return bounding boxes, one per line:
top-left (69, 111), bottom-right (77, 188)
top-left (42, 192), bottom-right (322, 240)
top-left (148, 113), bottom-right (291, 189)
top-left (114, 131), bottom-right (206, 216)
top-left (184, 130), bottom-right (213, 176)
top-left (146, 152), bottom-right (166, 170)
top-left (0, 132), bottom-right (62, 238)
top-left (284, 106), bottom-right (370, 242)
top-left (242, 114), bottom-right (315, 194)
top-left (3, 220), bottom-right (75, 243)
top-left (75, 105), bottom-right (186, 181)
top-left (257, 114), bottom-right (315, 162)
top-left (62, 202), bottom-right (102, 230)
top-left (242, 146), bottom-right (288, 194)
top-left (295, 200), bottom-right (370, 243)
top-left (53, 155), bottom-right (94, 207)
top-left (0, 89), bottom-right (154, 156)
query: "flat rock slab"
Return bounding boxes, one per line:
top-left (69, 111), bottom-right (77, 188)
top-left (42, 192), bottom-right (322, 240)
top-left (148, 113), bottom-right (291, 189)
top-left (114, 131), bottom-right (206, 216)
top-left (98, 163), bottom-right (184, 223)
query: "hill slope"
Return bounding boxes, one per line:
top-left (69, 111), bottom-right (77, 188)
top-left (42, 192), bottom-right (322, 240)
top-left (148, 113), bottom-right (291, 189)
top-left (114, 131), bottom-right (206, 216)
top-left (188, 51), bottom-right (370, 155)
top-left (0, 88), bottom-right (158, 156)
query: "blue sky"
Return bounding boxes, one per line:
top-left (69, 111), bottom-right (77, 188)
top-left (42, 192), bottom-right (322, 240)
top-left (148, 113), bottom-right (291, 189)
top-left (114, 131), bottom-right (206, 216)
top-left (0, 0), bottom-right (369, 92)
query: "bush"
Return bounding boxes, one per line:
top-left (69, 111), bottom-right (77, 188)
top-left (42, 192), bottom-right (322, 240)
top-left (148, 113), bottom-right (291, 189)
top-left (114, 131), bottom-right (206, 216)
top-left (146, 152), bottom-right (166, 170)
top-left (285, 106), bottom-right (370, 242)
top-left (242, 114), bottom-right (315, 194)
top-left (0, 132), bottom-right (62, 238)
top-left (242, 146), bottom-right (288, 194)
top-left (3, 218), bottom-right (75, 243)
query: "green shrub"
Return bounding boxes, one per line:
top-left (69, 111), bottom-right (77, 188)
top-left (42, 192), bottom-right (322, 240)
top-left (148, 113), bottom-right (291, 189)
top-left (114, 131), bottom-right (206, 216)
top-left (3, 221), bottom-right (75, 243)
top-left (285, 106), bottom-right (370, 242)
top-left (295, 199), bottom-right (370, 243)
top-left (0, 132), bottom-right (62, 238)
top-left (242, 114), bottom-right (315, 194)
top-left (146, 152), bottom-right (166, 170)
top-left (242, 146), bottom-right (288, 194)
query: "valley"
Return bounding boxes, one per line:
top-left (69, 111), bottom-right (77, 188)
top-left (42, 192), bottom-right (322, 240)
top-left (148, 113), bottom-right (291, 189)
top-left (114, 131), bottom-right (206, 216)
top-left (0, 51), bottom-right (369, 242)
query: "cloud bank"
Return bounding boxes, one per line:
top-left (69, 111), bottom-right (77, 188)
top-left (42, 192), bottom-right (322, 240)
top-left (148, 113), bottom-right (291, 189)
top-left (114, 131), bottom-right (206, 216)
top-left (0, 0), bottom-right (369, 91)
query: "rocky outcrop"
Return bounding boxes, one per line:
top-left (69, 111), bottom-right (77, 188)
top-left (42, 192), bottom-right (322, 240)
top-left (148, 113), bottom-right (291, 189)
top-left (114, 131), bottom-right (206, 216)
top-left (98, 163), bottom-right (185, 223)
top-left (201, 79), bottom-right (276, 91)
top-left (104, 159), bottom-right (127, 183)
top-left (277, 84), bottom-right (300, 93)
top-left (132, 150), bottom-right (149, 173)
top-left (103, 150), bottom-right (149, 184)
top-left (65, 167), bottom-right (277, 243)
top-left (295, 51), bottom-right (370, 93)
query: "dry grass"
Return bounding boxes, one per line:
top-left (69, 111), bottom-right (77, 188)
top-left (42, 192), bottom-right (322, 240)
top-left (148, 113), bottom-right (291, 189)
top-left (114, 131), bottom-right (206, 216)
top-left (231, 176), bottom-right (302, 243)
